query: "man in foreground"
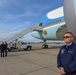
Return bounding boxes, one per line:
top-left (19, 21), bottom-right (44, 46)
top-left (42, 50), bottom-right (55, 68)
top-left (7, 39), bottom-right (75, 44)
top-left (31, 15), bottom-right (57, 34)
top-left (57, 32), bottom-right (76, 75)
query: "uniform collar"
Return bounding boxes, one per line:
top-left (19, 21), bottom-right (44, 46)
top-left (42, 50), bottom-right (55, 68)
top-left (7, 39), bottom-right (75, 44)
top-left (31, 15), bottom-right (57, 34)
top-left (66, 42), bottom-right (72, 46)
top-left (66, 42), bottom-right (75, 48)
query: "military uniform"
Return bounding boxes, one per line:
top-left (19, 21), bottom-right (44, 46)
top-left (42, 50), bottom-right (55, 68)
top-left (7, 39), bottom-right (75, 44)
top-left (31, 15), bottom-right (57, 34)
top-left (57, 42), bottom-right (76, 75)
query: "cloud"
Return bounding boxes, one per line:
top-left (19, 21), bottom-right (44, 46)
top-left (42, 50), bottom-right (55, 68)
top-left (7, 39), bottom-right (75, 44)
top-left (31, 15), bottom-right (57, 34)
top-left (0, 0), bottom-right (54, 21)
top-left (0, 20), bottom-right (33, 37)
top-left (2, 14), bottom-right (26, 20)
top-left (24, 4), bottom-right (51, 17)
top-left (0, 0), bottom-right (20, 7)
top-left (11, 21), bottom-right (33, 32)
top-left (0, 0), bottom-right (8, 7)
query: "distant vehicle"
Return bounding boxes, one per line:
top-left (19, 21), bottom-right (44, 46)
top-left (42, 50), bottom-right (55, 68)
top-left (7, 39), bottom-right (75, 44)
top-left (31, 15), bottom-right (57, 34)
top-left (8, 41), bottom-right (32, 51)
top-left (20, 42), bottom-right (32, 50)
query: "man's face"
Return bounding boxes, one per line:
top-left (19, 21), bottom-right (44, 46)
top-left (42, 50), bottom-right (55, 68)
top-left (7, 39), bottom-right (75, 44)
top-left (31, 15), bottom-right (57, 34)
top-left (63, 33), bottom-right (74, 44)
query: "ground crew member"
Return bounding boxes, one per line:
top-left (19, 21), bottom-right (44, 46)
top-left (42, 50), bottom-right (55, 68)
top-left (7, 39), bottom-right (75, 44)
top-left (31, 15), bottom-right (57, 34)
top-left (0, 42), bottom-right (5, 57)
top-left (57, 32), bottom-right (76, 75)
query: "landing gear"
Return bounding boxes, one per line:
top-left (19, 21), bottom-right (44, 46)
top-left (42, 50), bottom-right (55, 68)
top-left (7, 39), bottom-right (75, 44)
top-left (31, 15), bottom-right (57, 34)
top-left (42, 44), bottom-right (48, 49)
top-left (42, 40), bottom-right (48, 49)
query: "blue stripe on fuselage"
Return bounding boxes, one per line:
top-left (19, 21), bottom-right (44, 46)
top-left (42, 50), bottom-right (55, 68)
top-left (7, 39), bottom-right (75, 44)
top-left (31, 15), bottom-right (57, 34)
top-left (38, 15), bottom-right (64, 27)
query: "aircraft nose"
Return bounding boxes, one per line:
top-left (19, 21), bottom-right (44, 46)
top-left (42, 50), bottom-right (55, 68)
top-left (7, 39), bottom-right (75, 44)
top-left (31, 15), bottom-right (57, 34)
top-left (31, 31), bottom-right (41, 39)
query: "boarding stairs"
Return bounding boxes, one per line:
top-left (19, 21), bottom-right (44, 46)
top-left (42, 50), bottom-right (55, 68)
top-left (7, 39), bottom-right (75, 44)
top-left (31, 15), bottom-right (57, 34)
top-left (0, 25), bottom-right (43, 44)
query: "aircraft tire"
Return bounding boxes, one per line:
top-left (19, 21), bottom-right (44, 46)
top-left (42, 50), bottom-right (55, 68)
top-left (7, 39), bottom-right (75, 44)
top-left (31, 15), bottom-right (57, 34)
top-left (42, 44), bottom-right (48, 49)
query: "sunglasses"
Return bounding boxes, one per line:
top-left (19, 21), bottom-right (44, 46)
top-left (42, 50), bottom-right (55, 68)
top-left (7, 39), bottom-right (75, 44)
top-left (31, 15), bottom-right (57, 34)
top-left (63, 36), bottom-right (70, 38)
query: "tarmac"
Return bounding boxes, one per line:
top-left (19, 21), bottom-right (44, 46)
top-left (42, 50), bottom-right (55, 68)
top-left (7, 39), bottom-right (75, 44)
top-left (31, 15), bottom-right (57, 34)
top-left (0, 43), bottom-right (63, 75)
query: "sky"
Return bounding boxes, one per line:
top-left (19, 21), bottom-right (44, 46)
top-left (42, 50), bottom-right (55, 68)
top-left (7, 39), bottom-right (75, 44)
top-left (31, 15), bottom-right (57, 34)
top-left (0, 0), bottom-right (63, 42)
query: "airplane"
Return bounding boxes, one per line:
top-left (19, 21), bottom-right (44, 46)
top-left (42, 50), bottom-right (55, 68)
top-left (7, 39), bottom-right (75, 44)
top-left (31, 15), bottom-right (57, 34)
top-left (31, 6), bottom-right (67, 48)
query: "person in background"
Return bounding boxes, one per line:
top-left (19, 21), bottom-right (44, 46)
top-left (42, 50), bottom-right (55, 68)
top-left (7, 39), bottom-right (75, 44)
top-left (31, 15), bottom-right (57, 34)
top-left (0, 42), bottom-right (5, 57)
top-left (57, 32), bottom-right (76, 75)
top-left (5, 41), bottom-right (8, 56)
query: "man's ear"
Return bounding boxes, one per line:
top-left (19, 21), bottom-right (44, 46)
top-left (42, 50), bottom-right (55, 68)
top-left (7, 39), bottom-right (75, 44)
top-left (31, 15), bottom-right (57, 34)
top-left (72, 37), bottom-right (74, 40)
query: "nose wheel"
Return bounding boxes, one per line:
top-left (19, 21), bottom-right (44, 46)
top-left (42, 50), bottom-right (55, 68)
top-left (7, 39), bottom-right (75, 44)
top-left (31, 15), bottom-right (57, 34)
top-left (42, 44), bottom-right (48, 49)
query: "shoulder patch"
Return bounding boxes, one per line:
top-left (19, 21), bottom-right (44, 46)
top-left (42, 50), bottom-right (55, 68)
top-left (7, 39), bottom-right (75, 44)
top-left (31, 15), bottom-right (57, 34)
top-left (61, 49), bottom-right (65, 54)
